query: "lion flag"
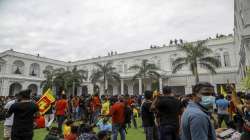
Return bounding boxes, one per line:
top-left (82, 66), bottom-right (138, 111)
top-left (37, 89), bottom-right (55, 115)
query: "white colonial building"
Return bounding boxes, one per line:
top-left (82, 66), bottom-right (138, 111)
top-left (234, 0), bottom-right (250, 80)
top-left (0, 36), bottom-right (240, 96)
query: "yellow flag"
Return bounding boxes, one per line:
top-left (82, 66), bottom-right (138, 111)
top-left (36, 88), bottom-right (55, 115)
top-left (220, 85), bottom-right (227, 97)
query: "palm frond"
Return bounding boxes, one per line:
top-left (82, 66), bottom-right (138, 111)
top-left (199, 62), bottom-right (217, 74)
top-left (148, 70), bottom-right (160, 78)
top-left (172, 57), bottom-right (187, 67)
top-left (199, 56), bottom-right (221, 67)
top-left (129, 65), bottom-right (140, 70)
top-left (172, 63), bottom-right (187, 73)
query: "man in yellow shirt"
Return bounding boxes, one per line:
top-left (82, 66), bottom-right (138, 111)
top-left (101, 97), bottom-right (110, 115)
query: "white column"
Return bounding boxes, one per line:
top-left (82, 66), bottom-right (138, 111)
top-left (128, 82), bottom-right (133, 95)
top-left (159, 78), bottom-right (163, 94)
top-left (139, 78), bottom-right (142, 95)
top-left (88, 84), bottom-right (94, 95)
top-left (120, 79), bottom-right (124, 95)
top-left (221, 52), bottom-right (225, 67)
top-left (2, 79), bottom-right (10, 96)
top-left (105, 80), bottom-right (108, 92)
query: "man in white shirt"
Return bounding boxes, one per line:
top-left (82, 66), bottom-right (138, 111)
top-left (4, 94), bottom-right (19, 140)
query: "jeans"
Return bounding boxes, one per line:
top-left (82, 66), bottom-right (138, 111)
top-left (57, 115), bottom-right (65, 134)
top-left (144, 127), bottom-right (153, 140)
top-left (112, 124), bottom-right (126, 140)
top-left (91, 109), bottom-right (100, 124)
top-left (131, 115), bottom-right (137, 128)
top-left (159, 125), bottom-right (179, 140)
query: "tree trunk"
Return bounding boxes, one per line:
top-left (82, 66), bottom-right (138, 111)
top-left (194, 65), bottom-right (199, 84)
top-left (103, 75), bottom-right (106, 95)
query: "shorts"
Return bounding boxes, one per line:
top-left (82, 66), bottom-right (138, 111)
top-left (4, 125), bottom-right (12, 138)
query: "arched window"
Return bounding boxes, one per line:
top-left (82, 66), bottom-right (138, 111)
top-left (223, 52), bottom-right (231, 67)
top-left (30, 63), bottom-right (40, 77)
top-left (12, 60), bottom-right (25, 74)
top-left (9, 82), bottom-right (22, 96)
top-left (215, 53), bottom-right (222, 67)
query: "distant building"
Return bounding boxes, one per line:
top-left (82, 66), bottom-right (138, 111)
top-left (234, 0), bottom-right (250, 79)
top-left (0, 36), bottom-right (239, 96)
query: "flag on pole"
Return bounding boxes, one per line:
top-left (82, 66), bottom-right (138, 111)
top-left (220, 85), bottom-right (227, 97)
top-left (37, 88), bottom-right (55, 115)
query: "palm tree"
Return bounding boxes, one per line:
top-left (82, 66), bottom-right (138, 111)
top-left (41, 68), bottom-right (64, 93)
top-left (172, 41), bottom-right (221, 83)
top-left (53, 67), bottom-right (88, 95)
top-left (129, 59), bottom-right (160, 92)
top-left (42, 67), bottom-right (87, 95)
top-left (68, 67), bottom-right (88, 95)
top-left (90, 61), bottom-right (120, 94)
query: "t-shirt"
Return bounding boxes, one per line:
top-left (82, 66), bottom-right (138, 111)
top-left (109, 102), bottom-right (125, 124)
top-left (65, 133), bottom-right (77, 140)
top-left (4, 99), bottom-right (15, 126)
top-left (156, 96), bottom-right (181, 127)
top-left (141, 100), bottom-right (154, 127)
top-left (215, 99), bottom-right (229, 115)
top-left (101, 101), bottom-right (110, 115)
top-left (55, 99), bottom-right (68, 116)
top-left (63, 124), bottom-right (71, 137)
top-left (8, 101), bottom-right (38, 136)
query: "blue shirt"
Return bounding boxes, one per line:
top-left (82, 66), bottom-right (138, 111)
top-left (215, 99), bottom-right (229, 114)
top-left (181, 102), bottom-right (216, 140)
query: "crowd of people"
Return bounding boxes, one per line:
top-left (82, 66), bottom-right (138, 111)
top-left (2, 81), bottom-right (250, 140)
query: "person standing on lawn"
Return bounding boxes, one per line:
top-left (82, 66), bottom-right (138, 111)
top-left (55, 93), bottom-right (68, 134)
top-left (181, 82), bottom-right (216, 140)
top-left (141, 90), bottom-right (155, 140)
top-left (151, 86), bottom-right (181, 140)
top-left (7, 89), bottom-right (39, 140)
top-left (109, 96), bottom-right (126, 140)
top-left (3, 94), bottom-right (20, 140)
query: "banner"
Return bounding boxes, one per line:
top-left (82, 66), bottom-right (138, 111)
top-left (37, 88), bottom-right (55, 115)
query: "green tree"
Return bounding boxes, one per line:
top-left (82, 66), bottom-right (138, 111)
top-left (41, 68), bottom-right (64, 93)
top-left (42, 67), bottom-right (87, 95)
top-left (90, 61), bottom-right (120, 94)
top-left (129, 59), bottom-right (160, 92)
top-left (54, 67), bottom-right (87, 95)
top-left (172, 41), bottom-right (221, 83)
top-left (241, 69), bottom-right (250, 91)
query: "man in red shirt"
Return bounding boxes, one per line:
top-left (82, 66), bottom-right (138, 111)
top-left (109, 96), bottom-right (126, 140)
top-left (90, 93), bottom-right (101, 123)
top-left (55, 94), bottom-right (68, 133)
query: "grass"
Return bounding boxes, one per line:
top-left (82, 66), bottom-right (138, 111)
top-left (0, 119), bottom-right (145, 140)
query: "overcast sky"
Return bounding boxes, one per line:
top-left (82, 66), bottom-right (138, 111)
top-left (0, 0), bottom-right (233, 61)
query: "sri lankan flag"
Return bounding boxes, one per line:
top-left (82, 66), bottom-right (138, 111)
top-left (37, 88), bottom-right (55, 115)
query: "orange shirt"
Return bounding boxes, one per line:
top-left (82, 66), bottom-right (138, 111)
top-left (55, 99), bottom-right (68, 115)
top-left (109, 102), bottom-right (125, 124)
top-left (91, 96), bottom-right (101, 111)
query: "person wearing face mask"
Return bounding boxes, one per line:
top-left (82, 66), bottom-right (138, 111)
top-left (180, 82), bottom-right (216, 140)
top-left (231, 88), bottom-right (250, 140)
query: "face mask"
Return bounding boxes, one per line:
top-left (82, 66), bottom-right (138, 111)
top-left (200, 96), bottom-right (215, 108)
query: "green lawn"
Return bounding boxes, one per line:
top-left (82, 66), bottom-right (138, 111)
top-left (0, 119), bottom-right (145, 140)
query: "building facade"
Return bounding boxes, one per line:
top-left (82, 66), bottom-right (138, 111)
top-left (234, 0), bottom-right (250, 79)
top-left (0, 36), bottom-right (240, 96)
